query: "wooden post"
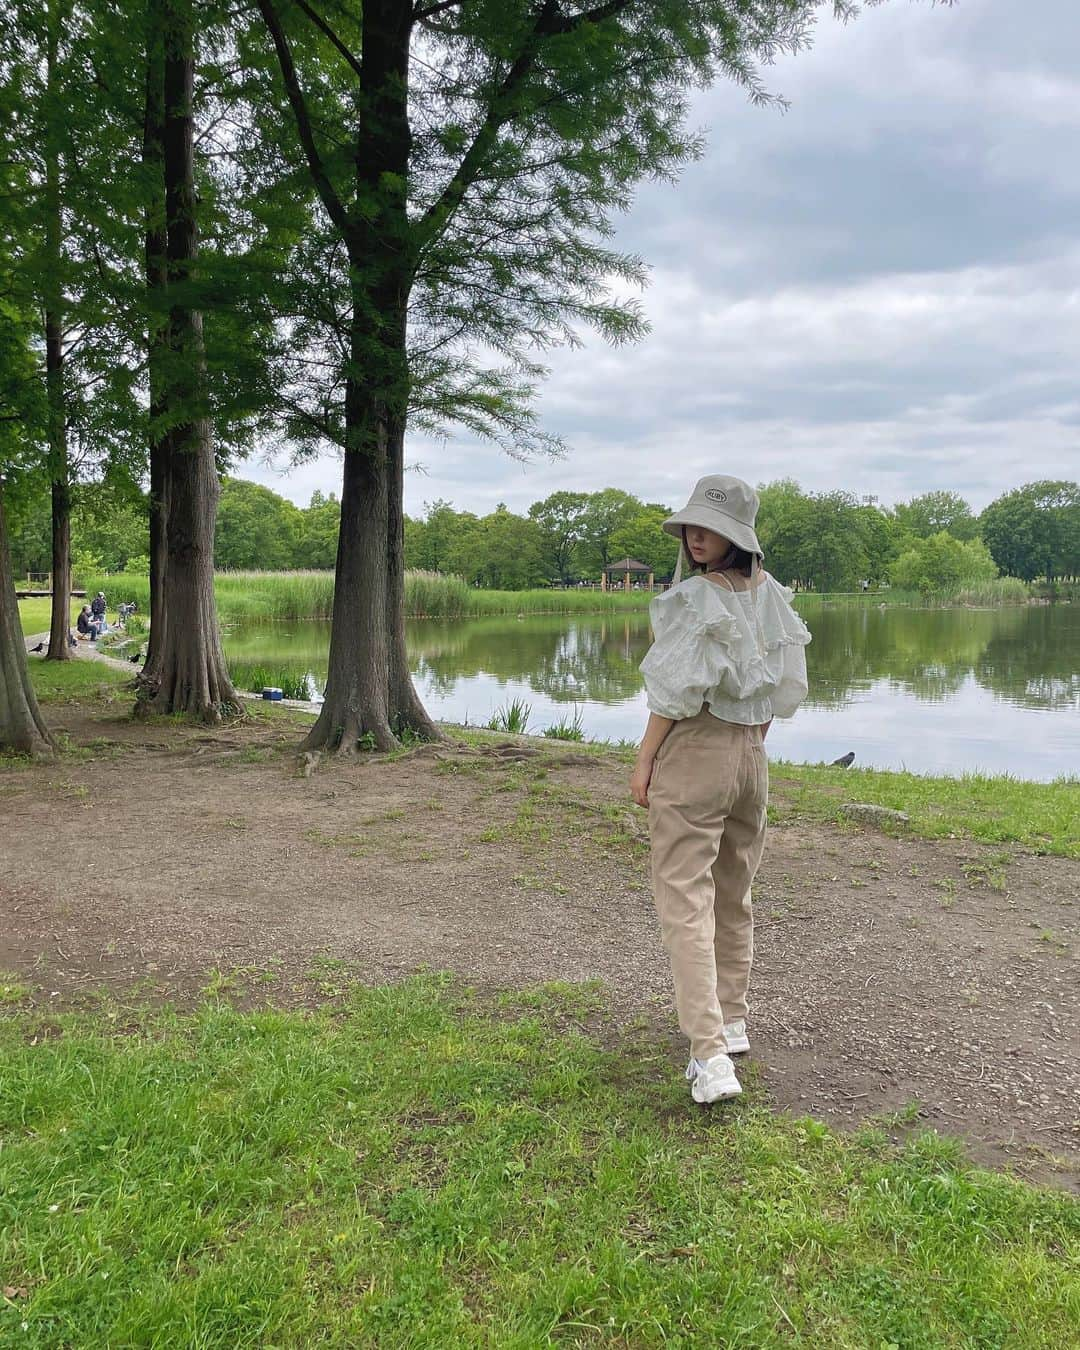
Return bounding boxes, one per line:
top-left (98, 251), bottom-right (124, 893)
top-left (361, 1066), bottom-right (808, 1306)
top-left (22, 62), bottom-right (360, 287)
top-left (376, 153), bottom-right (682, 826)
top-left (623, 571), bottom-right (630, 592)
top-left (600, 571), bottom-right (607, 592)
top-left (648, 571), bottom-right (654, 589)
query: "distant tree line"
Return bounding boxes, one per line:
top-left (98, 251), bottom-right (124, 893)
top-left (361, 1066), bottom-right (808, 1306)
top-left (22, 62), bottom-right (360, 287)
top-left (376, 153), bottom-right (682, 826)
top-left (10, 474), bottom-right (1078, 594)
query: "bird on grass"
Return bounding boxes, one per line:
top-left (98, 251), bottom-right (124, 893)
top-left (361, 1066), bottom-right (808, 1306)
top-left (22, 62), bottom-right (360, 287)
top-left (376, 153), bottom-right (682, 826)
top-left (129, 650), bottom-right (143, 664)
top-left (830, 751), bottom-right (855, 768)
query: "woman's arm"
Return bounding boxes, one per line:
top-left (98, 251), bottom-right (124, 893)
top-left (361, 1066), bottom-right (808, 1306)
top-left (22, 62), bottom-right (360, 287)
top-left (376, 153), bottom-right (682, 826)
top-left (631, 712), bottom-right (675, 808)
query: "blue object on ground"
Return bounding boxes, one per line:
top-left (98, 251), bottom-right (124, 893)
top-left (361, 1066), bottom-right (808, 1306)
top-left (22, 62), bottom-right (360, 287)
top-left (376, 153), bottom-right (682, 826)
top-left (262, 687), bottom-right (283, 701)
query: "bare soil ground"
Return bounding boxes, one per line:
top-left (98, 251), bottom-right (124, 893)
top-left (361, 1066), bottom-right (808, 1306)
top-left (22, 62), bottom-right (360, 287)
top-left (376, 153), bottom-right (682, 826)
top-left (2, 687), bottom-right (1077, 1191)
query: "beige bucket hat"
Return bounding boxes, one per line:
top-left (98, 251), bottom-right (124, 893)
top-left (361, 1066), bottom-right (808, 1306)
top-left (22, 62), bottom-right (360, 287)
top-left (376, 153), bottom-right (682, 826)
top-left (663, 475), bottom-right (762, 555)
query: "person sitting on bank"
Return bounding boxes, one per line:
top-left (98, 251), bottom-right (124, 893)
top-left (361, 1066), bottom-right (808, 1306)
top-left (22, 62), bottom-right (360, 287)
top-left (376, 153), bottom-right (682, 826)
top-left (76, 606), bottom-right (97, 641)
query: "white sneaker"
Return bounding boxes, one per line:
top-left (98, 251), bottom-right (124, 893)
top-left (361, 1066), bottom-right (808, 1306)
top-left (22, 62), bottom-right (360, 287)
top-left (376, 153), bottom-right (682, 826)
top-left (686, 1053), bottom-right (742, 1104)
top-left (724, 1020), bottom-right (750, 1055)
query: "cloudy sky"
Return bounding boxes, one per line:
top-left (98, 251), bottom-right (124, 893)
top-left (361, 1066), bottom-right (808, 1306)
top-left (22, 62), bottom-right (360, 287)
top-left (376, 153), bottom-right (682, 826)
top-left (247, 0), bottom-right (1079, 517)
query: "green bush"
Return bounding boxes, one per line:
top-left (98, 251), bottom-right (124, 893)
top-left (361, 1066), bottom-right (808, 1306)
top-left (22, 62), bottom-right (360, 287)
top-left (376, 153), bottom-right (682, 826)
top-left (889, 533), bottom-right (998, 595)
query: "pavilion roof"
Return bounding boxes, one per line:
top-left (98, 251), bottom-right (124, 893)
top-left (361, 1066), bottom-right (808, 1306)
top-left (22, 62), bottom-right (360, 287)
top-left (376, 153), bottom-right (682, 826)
top-left (603, 557), bottom-right (651, 573)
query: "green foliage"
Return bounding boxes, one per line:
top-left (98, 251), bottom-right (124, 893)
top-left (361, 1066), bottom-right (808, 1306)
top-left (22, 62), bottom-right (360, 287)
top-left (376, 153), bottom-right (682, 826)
top-left (979, 480), bottom-right (1080, 585)
top-left (893, 490), bottom-right (980, 541)
top-left (890, 533), bottom-right (998, 595)
top-left (527, 491), bottom-right (590, 583)
top-left (293, 492), bottom-right (340, 570)
top-left (608, 505), bottom-right (679, 578)
top-left (576, 488), bottom-right (642, 573)
top-left (0, 979), bottom-right (1077, 1345)
top-left (757, 484), bottom-right (870, 591)
top-left (215, 477), bottom-right (302, 570)
top-left (476, 506), bottom-right (547, 590)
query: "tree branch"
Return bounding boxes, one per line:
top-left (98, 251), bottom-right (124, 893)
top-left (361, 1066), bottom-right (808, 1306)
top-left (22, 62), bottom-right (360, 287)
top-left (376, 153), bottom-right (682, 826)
top-left (412, 0), bottom-right (633, 252)
top-left (292, 0), bottom-right (364, 82)
top-left (546, 0), bottom-right (633, 34)
top-left (254, 0), bottom-right (353, 240)
top-left (414, 0), bottom-right (463, 19)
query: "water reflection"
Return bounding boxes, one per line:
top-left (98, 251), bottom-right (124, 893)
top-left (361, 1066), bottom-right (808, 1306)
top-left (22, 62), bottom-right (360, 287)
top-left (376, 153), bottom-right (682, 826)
top-left (222, 603), bottom-right (1079, 776)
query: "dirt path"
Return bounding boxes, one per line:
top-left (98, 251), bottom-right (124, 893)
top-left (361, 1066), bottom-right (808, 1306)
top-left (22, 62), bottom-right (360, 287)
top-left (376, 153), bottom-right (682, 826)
top-left (2, 689), bottom-right (1077, 1190)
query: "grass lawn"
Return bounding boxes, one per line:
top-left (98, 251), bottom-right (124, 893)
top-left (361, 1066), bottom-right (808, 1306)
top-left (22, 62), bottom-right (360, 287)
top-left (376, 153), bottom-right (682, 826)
top-left (16, 596), bottom-right (85, 637)
top-left (1, 975), bottom-right (1076, 1348)
top-left (24, 654), bottom-right (130, 705)
top-left (767, 761), bottom-right (1080, 860)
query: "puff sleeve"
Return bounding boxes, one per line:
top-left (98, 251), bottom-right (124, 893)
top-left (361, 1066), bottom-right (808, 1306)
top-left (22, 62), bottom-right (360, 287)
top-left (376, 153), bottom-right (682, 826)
top-left (639, 587), bottom-right (741, 720)
top-left (758, 579), bottom-right (811, 718)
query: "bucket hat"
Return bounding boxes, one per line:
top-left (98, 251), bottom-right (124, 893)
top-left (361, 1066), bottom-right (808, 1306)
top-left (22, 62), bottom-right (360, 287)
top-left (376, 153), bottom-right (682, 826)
top-left (662, 475), bottom-right (762, 556)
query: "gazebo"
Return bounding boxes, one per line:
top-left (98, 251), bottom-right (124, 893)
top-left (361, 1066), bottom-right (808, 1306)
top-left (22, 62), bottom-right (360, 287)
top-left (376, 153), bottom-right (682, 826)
top-left (601, 557), bottom-right (653, 592)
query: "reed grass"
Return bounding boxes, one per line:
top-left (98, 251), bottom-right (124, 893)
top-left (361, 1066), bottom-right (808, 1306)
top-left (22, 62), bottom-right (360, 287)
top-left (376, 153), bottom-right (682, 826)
top-left (82, 571), bottom-right (655, 622)
top-left (485, 698), bottom-right (532, 734)
top-left (81, 569), bottom-right (1043, 626)
top-left (952, 577), bottom-right (1030, 605)
top-left (227, 662), bottom-right (314, 701)
top-left (542, 708), bottom-right (585, 741)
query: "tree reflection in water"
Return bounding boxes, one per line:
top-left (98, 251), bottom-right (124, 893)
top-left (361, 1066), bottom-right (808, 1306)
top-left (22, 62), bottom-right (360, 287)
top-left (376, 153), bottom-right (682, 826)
top-left (222, 603), bottom-right (1079, 716)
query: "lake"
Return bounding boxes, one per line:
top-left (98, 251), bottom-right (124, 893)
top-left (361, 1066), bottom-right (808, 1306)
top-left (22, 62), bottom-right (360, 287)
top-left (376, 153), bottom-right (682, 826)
top-left (222, 603), bottom-right (1080, 781)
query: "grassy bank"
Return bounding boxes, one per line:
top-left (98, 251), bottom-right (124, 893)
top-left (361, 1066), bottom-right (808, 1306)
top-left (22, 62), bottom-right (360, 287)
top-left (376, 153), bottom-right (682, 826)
top-left (24, 657), bottom-right (129, 706)
top-left (14, 661), bottom-right (1077, 859)
top-left (73, 570), bottom-right (1041, 626)
top-left (1, 974), bottom-right (1076, 1348)
top-left (767, 761), bottom-right (1080, 859)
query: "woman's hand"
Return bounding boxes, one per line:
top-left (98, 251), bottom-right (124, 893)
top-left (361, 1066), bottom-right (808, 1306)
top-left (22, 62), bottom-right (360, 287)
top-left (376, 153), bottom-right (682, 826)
top-left (630, 756), bottom-right (653, 808)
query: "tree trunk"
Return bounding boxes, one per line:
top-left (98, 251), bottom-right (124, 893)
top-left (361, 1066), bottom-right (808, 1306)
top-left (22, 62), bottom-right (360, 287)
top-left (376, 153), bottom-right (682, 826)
top-left (303, 419), bottom-right (395, 751)
top-left (302, 0), bottom-right (438, 752)
top-left (0, 486), bottom-right (56, 756)
top-left (44, 10), bottom-right (72, 661)
top-left (386, 411), bottom-right (440, 739)
top-left (137, 0), bottom-right (236, 720)
top-left (144, 442), bottom-right (168, 673)
top-left (144, 422), bottom-right (235, 717)
top-left (45, 352), bottom-right (71, 661)
top-left (142, 0), bottom-right (169, 677)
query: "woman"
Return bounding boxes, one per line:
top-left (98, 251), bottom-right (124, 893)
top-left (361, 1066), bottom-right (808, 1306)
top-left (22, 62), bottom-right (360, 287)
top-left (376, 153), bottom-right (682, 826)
top-left (631, 475), bottom-right (811, 1105)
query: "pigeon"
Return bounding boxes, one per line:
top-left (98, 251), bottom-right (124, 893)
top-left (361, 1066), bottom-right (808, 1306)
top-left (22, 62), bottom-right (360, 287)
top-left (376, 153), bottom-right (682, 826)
top-left (830, 751), bottom-right (855, 768)
top-left (30, 641), bottom-right (45, 653)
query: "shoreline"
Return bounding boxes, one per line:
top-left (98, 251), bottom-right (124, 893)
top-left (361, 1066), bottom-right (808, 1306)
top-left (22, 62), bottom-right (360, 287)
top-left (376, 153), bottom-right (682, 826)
top-left (17, 644), bottom-right (1080, 858)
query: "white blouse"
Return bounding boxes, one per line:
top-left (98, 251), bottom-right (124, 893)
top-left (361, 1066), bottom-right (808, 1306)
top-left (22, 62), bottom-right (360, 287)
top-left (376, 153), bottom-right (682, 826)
top-left (640, 573), bottom-right (812, 724)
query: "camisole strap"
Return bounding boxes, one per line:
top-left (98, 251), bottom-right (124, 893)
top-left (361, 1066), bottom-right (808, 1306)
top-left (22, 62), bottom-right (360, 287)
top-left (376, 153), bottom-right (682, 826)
top-left (706, 570), bottom-right (736, 591)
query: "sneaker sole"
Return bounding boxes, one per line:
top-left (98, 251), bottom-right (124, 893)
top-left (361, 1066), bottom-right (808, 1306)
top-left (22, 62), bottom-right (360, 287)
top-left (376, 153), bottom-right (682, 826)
top-left (691, 1080), bottom-right (742, 1105)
